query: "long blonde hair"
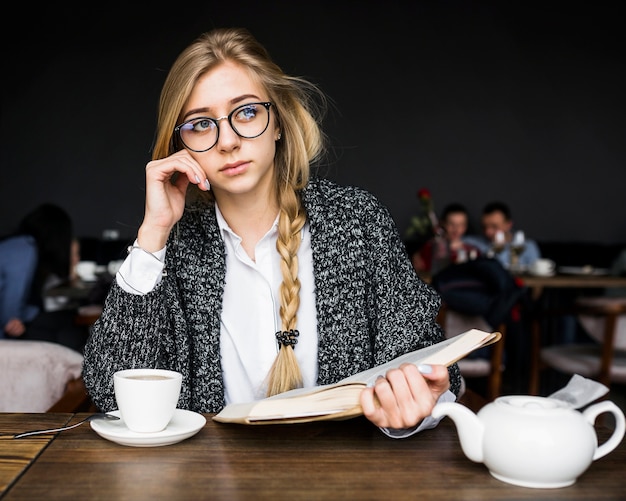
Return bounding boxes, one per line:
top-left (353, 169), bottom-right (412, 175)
top-left (153, 28), bottom-right (327, 396)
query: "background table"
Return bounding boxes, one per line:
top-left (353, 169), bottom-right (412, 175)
top-left (517, 273), bottom-right (626, 301)
top-left (517, 273), bottom-right (626, 395)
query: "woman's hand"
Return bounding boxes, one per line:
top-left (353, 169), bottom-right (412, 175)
top-left (138, 150), bottom-right (210, 252)
top-left (359, 363), bottom-right (450, 429)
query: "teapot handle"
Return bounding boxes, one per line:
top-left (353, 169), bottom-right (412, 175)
top-left (582, 400), bottom-right (626, 461)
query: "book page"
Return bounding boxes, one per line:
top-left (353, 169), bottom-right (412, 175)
top-left (250, 382), bottom-right (365, 419)
top-left (213, 381), bottom-right (366, 424)
top-left (421, 329), bottom-right (500, 366)
top-left (341, 328), bottom-right (500, 385)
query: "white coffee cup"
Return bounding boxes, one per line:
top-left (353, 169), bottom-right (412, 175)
top-left (113, 368), bottom-right (182, 433)
top-left (530, 258), bottom-right (556, 276)
top-left (75, 260), bottom-right (98, 281)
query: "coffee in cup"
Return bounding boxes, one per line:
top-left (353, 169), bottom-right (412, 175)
top-left (113, 368), bottom-right (182, 433)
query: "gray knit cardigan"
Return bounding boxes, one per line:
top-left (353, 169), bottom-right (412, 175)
top-left (83, 177), bottom-right (461, 412)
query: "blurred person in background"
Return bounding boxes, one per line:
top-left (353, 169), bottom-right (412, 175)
top-left (412, 203), bottom-right (480, 275)
top-left (0, 203), bottom-right (88, 352)
top-left (464, 201), bottom-right (541, 269)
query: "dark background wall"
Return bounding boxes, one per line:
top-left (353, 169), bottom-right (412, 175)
top-left (2, 1), bottom-right (624, 248)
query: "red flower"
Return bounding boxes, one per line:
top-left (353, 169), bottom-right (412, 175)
top-left (404, 187), bottom-right (438, 240)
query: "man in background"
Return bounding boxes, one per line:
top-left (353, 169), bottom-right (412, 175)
top-left (464, 201), bottom-right (541, 269)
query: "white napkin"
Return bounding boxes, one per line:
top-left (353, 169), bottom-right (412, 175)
top-left (548, 374), bottom-right (609, 409)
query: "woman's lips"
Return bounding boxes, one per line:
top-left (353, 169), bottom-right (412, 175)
top-left (220, 161), bottom-right (248, 176)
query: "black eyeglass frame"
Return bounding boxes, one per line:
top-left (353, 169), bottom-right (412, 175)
top-left (174, 101), bottom-right (273, 152)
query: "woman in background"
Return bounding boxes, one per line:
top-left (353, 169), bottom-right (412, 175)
top-left (83, 27), bottom-right (461, 437)
top-left (0, 203), bottom-right (87, 352)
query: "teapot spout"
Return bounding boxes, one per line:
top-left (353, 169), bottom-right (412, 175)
top-left (432, 402), bottom-right (484, 463)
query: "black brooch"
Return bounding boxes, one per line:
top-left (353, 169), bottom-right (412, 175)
top-left (275, 329), bottom-right (300, 348)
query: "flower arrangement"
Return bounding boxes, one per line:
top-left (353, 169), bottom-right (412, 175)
top-left (404, 188), bottom-right (439, 242)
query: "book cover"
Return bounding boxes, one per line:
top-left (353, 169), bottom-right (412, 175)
top-left (213, 328), bottom-right (501, 425)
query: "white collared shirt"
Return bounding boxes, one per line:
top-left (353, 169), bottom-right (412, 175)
top-left (214, 206), bottom-right (318, 403)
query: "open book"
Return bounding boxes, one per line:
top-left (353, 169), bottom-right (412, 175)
top-left (213, 328), bottom-right (501, 425)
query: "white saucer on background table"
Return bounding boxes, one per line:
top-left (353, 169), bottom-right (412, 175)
top-left (528, 269), bottom-right (556, 277)
top-left (90, 409), bottom-right (206, 447)
top-left (558, 266), bottom-right (610, 276)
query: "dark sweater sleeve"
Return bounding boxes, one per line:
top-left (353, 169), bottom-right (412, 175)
top-left (82, 280), bottom-right (189, 412)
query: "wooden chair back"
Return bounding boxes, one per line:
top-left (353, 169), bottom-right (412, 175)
top-left (437, 303), bottom-right (506, 401)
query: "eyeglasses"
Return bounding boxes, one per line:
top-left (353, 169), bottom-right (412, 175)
top-left (174, 102), bottom-right (272, 152)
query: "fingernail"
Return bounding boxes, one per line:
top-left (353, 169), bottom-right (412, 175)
top-left (418, 364), bottom-right (433, 374)
top-left (195, 175), bottom-right (201, 184)
top-left (368, 375), bottom-right (385, 387)
top-left (204, 179), bottom-right (211, 190)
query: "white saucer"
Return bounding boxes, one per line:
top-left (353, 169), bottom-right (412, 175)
top-left (528, 269), bottom-right (555, 277)
top-left (90, 409), bottom-right (206, 447)
top-left (558, 266), bottom-right (610, 276)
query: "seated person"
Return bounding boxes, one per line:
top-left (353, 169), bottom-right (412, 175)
top-left (0, 234), bottom-right (39, 338)
top-left (463, 201), bottom-right (540, 269)
top-left (412, 203), bottom-right (480, 274)
top-left (82, 27), bottom-right (461, 437)
top-left (0, 204), bottom-right (88, 352)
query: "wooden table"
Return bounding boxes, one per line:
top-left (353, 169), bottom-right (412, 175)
top-left (419, 269), bottom-right (626, 295)
top-left (419, 268), bottom-right (626, 395)
top-left (0, 414), bottom-right (72, 494)
top-left (514, 273), bottom-right (626, 395)
top-left (45, 280), bottom-right (97, 300)
top-left (2, 393), bottom-right (625, 500)
top-left (45, 280), bottom-right (104, 327)
top-left (515, 273), bottom-right (626, 301)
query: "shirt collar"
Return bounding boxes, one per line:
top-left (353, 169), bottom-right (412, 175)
top-left (214, 204), bottom-right (280, 243)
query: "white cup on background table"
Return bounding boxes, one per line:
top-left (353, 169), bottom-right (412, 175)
top-left (75, 260), bottom-right (98, 281)
top-left (529, 258), bottom-right (556, 276)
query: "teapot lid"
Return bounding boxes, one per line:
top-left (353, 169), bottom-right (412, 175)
top-left (495, 375), bottom-right (609, 412)
top-left (495, 395), bottom-right (572, 412)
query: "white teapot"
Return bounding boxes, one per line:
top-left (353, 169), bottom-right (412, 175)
top-left (432, 395), bottom-right (625, 489)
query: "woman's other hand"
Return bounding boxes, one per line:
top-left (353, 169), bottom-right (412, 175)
top-left (359, 363), bottom-right (450, 429)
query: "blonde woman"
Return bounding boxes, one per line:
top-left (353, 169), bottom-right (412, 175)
top-left (83, 27), bottom-right (460, 436)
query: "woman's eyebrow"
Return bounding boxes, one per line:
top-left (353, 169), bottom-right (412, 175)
top-left (182, 94), bottom-right (263, 120)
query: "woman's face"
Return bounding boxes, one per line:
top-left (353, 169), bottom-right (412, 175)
top-left (180, 61), bottom-right (280, 199)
